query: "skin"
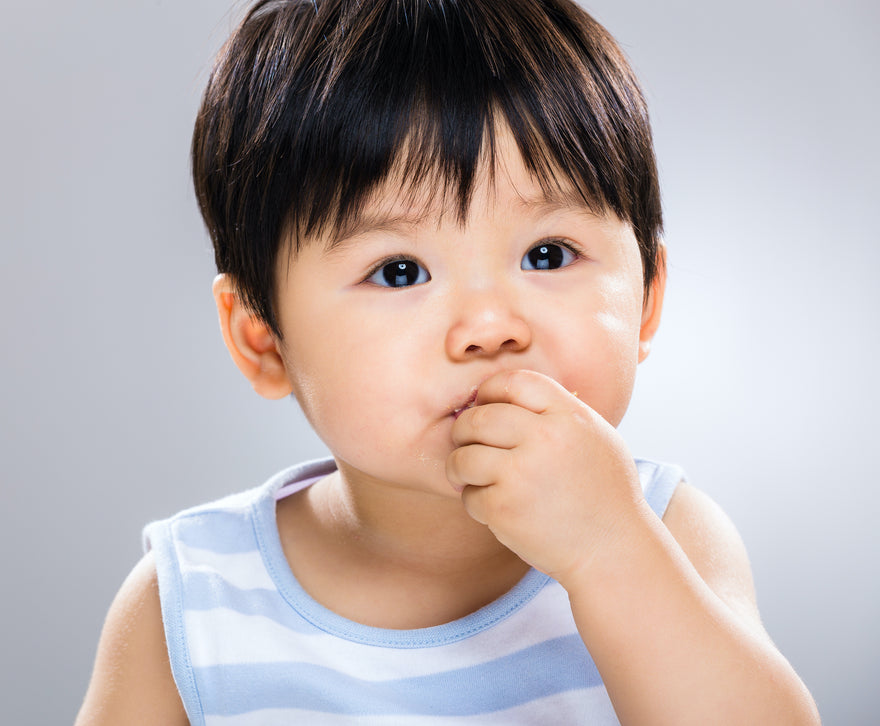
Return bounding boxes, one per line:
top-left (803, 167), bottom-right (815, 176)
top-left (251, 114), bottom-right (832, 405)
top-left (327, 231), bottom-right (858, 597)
top-left (76, 130), bottom-right (820, 724)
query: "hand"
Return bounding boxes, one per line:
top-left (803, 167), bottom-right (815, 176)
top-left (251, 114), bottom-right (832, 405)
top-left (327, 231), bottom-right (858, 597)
top-left (446, 369), bottom-right (645, 586)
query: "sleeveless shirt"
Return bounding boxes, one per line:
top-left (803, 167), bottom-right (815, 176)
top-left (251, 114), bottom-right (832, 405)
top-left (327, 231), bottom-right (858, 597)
top-left (144, 458), bottom-right (683, 725)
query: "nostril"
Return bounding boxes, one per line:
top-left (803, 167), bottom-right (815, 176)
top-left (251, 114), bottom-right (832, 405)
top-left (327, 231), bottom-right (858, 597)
top-left (464, 339), bottom-right (520, 355)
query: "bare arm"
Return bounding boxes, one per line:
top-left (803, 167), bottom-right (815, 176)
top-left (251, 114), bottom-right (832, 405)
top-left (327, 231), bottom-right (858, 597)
top-left (564, 482), bottom-right (820, 726)
top-left (75, 552), bottom-right (189, 726)
top-left (449, 370), bottom-right (820, 725)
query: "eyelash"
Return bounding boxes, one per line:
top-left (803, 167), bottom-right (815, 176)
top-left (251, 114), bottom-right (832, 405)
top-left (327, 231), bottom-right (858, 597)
top-left (362, 239), bottom-right (582, 289)
top-left (363, 255), bottom-right (431, 288)
top-left (521, 239), bottom-right (581, 271)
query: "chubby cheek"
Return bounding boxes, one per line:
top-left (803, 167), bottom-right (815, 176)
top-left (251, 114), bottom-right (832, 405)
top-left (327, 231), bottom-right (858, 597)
top-left (283, 320), bottom-right (431, 464)
top-left (584, 353), bottom-right (638, 427)
top-left (547, 305), bottom-right (642, 428)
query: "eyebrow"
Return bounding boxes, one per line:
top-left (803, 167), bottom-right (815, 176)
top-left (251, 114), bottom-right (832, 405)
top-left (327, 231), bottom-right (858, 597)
top-left (321, 184), bottom-right (599, 254)
top-left (511, 186), bottom-right (599, 217)
top-left (322, 206), bottom-right (443, 254)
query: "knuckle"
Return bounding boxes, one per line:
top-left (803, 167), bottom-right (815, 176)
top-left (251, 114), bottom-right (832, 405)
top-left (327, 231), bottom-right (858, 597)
top-left (505, 368), bottom-right (531, 394)
top-left (535, 416), bottom-right (567, 448)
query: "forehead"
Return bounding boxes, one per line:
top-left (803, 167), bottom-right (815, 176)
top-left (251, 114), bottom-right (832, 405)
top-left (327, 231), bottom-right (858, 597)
top-left (320, 131), bottom-right (601, 250)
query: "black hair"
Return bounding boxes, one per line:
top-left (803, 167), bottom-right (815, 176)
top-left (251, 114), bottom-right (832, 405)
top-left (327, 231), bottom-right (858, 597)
top-left (192, 0), bottom-right (663, 337)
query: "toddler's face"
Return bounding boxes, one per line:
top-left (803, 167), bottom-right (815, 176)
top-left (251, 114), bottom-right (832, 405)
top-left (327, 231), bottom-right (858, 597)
top-left (273, 131), bottom-right (656, 498)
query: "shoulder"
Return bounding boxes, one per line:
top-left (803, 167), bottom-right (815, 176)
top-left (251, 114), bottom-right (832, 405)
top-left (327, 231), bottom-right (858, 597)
top-left (661, 481), bottom-right (764, 630)
top-left (141, 458), bottom-right (336, 544)
top-left (75, 553), bottom-right (189, 726)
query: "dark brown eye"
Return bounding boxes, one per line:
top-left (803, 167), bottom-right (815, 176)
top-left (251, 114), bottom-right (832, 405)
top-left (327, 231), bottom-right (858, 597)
top-left (368, 259), bottom-right (430, 287)
top-left (522, 242), bottom-right (574, 270)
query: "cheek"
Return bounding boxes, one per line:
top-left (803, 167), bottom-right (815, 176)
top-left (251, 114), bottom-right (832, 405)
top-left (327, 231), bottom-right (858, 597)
top-left (281, 314), bottom-right (427, 455)
top-left (568, 326), bottom-right (639, 425)
top-left (546, 292), bottom-right (642, 426)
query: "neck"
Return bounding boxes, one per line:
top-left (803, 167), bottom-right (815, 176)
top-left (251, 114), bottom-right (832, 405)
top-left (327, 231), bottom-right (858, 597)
top-left (276, 462), bottom-right (531, 628)
top-left (320, 464), bottom-right (517, 574)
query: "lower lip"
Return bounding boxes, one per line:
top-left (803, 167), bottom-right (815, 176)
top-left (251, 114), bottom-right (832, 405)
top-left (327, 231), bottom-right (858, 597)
top-left (450, 388), bottom-right (479, 420)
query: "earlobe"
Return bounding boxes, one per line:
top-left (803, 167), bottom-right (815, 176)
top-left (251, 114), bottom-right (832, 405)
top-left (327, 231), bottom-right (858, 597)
top-left (638, 248), bottom-right (667, 363)
top-left (212, 274), bottom-right (293, 400)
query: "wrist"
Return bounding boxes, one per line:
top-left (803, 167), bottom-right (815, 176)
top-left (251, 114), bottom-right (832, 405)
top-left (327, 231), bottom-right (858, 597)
top-left (553, 494), bottom-right (657, 596)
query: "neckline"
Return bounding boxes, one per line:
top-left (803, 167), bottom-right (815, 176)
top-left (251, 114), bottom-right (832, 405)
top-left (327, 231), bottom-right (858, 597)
top-left (251, 459), bottom-right (551, 648)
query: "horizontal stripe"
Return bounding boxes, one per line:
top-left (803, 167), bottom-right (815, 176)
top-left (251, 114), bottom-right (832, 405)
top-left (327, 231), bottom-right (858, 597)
top-left (180, 574), bottom-right (322, 631)
top-left (176, 541), bottom-right (275, 591)
top-left (184, 583), bottom-right (581, 675)
top-left (146, 457), bottom-right (675, 725)
top-left (204, 688), bottom-right (617, 725)
top-left (196, 634), bottom-right (600, 716)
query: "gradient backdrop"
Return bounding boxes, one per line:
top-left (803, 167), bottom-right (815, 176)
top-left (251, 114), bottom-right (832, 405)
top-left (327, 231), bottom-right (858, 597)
top-left (1, 1), bottom-right (877, 723)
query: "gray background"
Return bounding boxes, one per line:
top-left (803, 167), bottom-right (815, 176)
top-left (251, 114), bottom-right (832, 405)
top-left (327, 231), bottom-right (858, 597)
top-left (1, 1), bottom-right (877, 723)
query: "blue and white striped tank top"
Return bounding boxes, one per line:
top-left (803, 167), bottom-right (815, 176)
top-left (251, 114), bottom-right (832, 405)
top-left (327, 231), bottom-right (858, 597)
top-left (144, 458), bottom-right (683, 725)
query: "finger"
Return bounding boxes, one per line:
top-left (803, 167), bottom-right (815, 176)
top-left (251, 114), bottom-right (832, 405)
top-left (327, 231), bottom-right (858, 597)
top-left (451, 401), bottom-right (534, 448)
top-left (446, 444), bottom-right (510, 492)
top-left (475, 369), bottom-right (576, 414)
top-left (459, 484), bottom-right (491, 525)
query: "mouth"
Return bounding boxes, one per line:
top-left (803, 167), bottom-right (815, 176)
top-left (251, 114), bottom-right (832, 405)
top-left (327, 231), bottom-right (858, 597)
top-left (451, 389), bottom-right (479, 419)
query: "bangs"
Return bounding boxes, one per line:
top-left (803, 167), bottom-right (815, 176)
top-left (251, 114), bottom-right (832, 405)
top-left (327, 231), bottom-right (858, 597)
top-left (193, 0), bottom-right (662, 335)
top-left (284, 0), bottom-right (652, 241)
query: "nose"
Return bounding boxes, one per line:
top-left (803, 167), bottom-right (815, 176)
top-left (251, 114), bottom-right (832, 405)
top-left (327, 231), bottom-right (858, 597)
top-left (445, 286), bottom-right (532, 361)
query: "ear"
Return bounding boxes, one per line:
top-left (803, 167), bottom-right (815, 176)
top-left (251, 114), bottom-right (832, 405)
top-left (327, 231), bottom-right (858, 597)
top-left (638, 247), bottom-right (667, 363)
top-left (212, 274), bottom-right (293, 400)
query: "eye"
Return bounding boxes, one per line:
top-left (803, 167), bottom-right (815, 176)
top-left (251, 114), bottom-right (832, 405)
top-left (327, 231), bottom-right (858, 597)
top-left (366, 258), bottom-right (431, 288)
top-left (521, 241), bottom-right (578, 271)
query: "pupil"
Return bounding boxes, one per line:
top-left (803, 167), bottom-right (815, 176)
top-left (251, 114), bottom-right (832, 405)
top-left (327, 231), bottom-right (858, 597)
top-left (384, 260), bottom-right (417, 286)
top-left (529, 244), bottom-right (562, 270)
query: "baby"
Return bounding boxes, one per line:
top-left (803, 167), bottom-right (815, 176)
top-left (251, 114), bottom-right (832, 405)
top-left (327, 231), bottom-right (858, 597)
top-left (76, 0), bottom-right (819, 723)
